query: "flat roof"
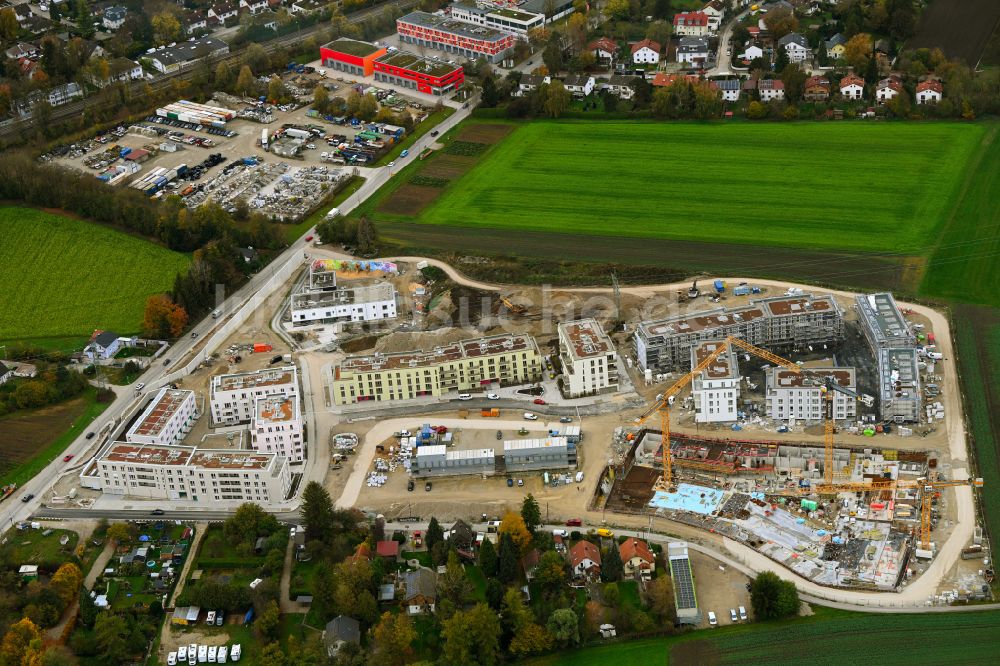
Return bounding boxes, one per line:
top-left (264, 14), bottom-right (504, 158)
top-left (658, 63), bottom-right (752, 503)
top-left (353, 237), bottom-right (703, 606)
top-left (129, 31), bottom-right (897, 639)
top-left (338, 333), bottom-right (537, 374)
top-left (213, 366), bottom-right (296, 393)
top-left (255, 395), bottom-right (299, 425)
top-left (398, 11), bottom-right (511, 43)
top-left (100, 443), bottom-right (277, 470)
top-left (127, 388), bottom-right (193, 439)
top-left (768, 367), bottom-right (855, 389)
top-left (559, 319), bottom-right (615, 361)
top-left (322, 38), bottom-right (384, 58)
top-left (692, 340), bottom-right (739, 380)
top-left (376, 50), bottom-right (461, 77)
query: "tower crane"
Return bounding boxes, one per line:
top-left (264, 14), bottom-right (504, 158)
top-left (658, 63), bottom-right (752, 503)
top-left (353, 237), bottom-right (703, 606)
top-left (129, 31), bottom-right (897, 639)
top-left (635, 336), bottom-right (799, 491)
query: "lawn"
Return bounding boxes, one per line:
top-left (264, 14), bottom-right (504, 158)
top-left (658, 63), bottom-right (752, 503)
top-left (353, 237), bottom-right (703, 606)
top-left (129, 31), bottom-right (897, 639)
top-left (527, 606), bottom-right (1000, 665)
top-left (0, 207), bottom-right (190, 346)
top-left (405, 122), bottom-right (982, 253)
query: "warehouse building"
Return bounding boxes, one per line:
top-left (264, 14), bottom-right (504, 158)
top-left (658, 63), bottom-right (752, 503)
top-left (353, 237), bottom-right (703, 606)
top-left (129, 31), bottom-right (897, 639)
top-left (558, 319), bottom-right (618, 398)
top-left (690, 341), bottom-right (740, 423)
top-left (503, 436), bottom-right (576, 472)
top-left (855, 293), bottom-right (914, 349)
top-left (331, 333), bottom-right (542, 405)
top-left (125, 388), bottom-right (197, 447)
top-left (396, 11), bottom-right (517, 63)
top-left (210, 366), bottom-right (298, 426)
top-left (635, 293), bottom-right (844, 373)
top-left (878, 348), bottom-right (922, 423)
top-left (81, 443), bottom-right (291, 503)
top-left (411, 445), bottom-right (496, 477)
top-left (319, 39), bottom-right (387, 76)
top-left (373, 50), bottom-right (464, 96)
top-left (148, 37), bottom-right (229, 74)
top-left (765, 367), bottom-right (857, 423)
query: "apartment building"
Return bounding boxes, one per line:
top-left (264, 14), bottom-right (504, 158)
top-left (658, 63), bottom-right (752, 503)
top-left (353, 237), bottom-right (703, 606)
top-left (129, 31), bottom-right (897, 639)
top-left (331, 333), bottom-right (541, 405)
top-left (81, 444), bottom-right (291, 503)
top-left (254, 395), bottom-right (304, 462)
top-left (765, 367), bottom-right (857, 423)
top-left (690, 341), bottom-right (740, 423)
top-left (210, 366), bottom-right (298, 425)
top-left (125, 388), bottom-right (197, 447)
top-left (558, 319), bottom-right (618, 398)
top-left (396, 11), bottom-right (516, 63)
top-left (635, 293), bottom-right (844, 373)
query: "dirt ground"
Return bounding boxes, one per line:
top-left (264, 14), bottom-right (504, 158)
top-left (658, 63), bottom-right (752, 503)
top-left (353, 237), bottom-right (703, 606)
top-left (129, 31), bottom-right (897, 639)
top-left (689, 549), bottom-right (752, 628)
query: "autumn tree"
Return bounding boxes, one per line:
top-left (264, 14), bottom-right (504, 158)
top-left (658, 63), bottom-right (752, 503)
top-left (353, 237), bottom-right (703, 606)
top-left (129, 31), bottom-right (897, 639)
top-left (141, 294), bottom-right (188, 338)
top-left (50, 563), bottom-right (83, 609)
top-left (371, 612), bottom-right (415, 666)
top-left (0, 618), bottom-right (42, 666)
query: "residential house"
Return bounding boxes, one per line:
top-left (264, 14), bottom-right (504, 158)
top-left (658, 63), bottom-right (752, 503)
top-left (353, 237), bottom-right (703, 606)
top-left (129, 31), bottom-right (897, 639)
top-left (915, 79), bottom-right (942, 104)
top-left (825, 33), bottom-right (846, 59)
top-left (323, 616), bottom-right (360, 657)
top-left (0, 362), bottom-right (12, 385)
top-left (568, 540), bottom-right (601, 579)
top-left (839, 73), bottom-right (864, 100)
top-left (758, 79), bottom-right (784, 101)
top-left (673, 11), bottom-right (710, 37)
top-left (375, 540), bottom-right (400, 561)
top-left (84, 330), bottom-right (124, 361)
top-left (738, 43), bottom-right (763, 63)
top-left (102, 6), bottom-right (127, 30)
top-left (521, 548), bottom-right (541, 581)
top-left (448, 520), bottom-right (475, 551)
top-left (803, 75), bottom-right (830, 101)
top-left (562, 74), bottom-right (595, 96)
top-left (716, 78), bottom-right (740, 101)
top-left (239, 0), bottom-right (269, 14)
top-left (676, 36), bottom-right (710, 65)
top-left (587, 37), bottom-right (618, 65)
top-left (208, 2), bottom-right (238, 23)
top-left (605, 74), bottom-right (637, 99)
top-left (631, 38), bottom-right (661, 65)
top-left (701, 1), bottom-right (725, 30)
top-left (401, 566), bottom-right (437, 614)
top-left (620, 538), bottom-right (655, 578)
top-left (5, 42), bottom-right (37, 60)
top-left (517, 73), bottom-right (549, 96)
top-left (876, 76), bottom-right (903, 103)
top-left (777, 32), bottom-right (810, 63)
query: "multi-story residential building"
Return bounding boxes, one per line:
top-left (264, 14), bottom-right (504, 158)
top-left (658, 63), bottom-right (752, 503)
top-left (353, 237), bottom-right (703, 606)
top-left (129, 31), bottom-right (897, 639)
top-left (254, 395), bottom-right (304, 462)
top-left (396, 11), bottom-right (517, 63)
top-left (125, 388), bottom-right (197, 447)
top-left (558, 319), bottom-right (618, 398)
top-left (635, 293), bottom-right (844, 373)
top-left (449, 2), bottom-right (544, 35)
top-left (81, 444), bottom-right (291, 503)
top-left (690, 341), bottom-right (740, 423)
top-left (210, 366), bottom-right (298, 425)
top-left (503, 436), bottom-right (576, 472)
top-left (331, 334), bottom-right (542, 405)
top-left (765, 367), bottom-right (857, 423)
top-left (855, 292), bottom-right (914, 349)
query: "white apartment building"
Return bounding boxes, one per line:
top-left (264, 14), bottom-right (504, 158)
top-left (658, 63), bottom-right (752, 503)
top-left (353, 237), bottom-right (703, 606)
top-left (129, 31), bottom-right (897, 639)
top-left (558, 319), bottom-right (618, 398)
top-left (210, 366), bottom-right (298, 426)
top-left (125, 388), bottom-right (197, 447)
top-left (765, 367), bottom-right (857, 423)
top-left (81, 444), bottom-right (291, 503)
top-left (690, 341), bottom-right (740, 423)
top-left (254, 395), bottom-right (304, 462)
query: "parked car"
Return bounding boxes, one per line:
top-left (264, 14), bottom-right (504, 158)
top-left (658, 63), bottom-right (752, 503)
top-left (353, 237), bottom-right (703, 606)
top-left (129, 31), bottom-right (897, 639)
top-left (63, 454), bottom-right (74, 462)
top-left (533, 398), bottom-right (546, 405)
top-left (407, 480), bottom-right (415, 492)
top-left (425, 482), bottom-right (433, 492)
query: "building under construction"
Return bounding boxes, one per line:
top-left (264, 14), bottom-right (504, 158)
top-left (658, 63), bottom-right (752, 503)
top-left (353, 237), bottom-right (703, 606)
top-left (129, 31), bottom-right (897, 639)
top-left (634, 293), bottom-right (845, 374)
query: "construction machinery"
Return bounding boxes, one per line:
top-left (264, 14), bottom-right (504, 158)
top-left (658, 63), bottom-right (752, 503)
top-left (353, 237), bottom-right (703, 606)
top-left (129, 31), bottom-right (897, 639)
top-left (635, 336), bottom-right (799, 491)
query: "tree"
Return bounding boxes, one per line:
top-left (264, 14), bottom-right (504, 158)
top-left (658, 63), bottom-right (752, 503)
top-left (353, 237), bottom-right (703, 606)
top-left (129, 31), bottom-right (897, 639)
top-left (224, 502), bottom-right (279, 544)
top-left (235, 65), bottom-right (256, 96)
top-left (478, 536), bottom-right (498, 577)
top-left (602, 541), bottom-right (623, 582)
top-left (50, 563), bottom-right (83, 609)
top-left (151, 12), bottom-right (181, 44)
top-left (750, 571), bottom-right (799, 620)
top-left (256, 600), bottom-right (282, 641)
top-left (438, 550), bottom-right (473, 607)
top-left (497, 532), bottom-right (519, 584)
top-left (94, 612), bottom-right (131, 664)
top-left (142, 294), bottom-right (188, 338)
top-left (1, 618), bottom-right (42, 666)
top-left (546, 608), bottom-right (579, 646)
top-left (498, 511), bottom-right (532, 554)
top-left (644, 575), bottom-right (675, 623)
top-left (371, 612), bottom-right (416, 666)
top-left (441, 604), bottom-right (501, 666)
top-left (300, 481), bottom-right (335, 542)
top-left (106, 522), bottom-right (132, 545)
top-left (520, 494), bottom-right (541, 533)
top-left (426, 517), bottom-right (444, 552)
top-left (0, 8), bottom-right (17, 40)
top-left (313, 84), bottom-right (329, 113)
top-left (844, 33), bottom-right (873, 71)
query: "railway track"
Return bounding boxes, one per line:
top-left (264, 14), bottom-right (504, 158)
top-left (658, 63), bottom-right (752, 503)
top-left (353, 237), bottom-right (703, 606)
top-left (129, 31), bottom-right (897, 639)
top-left (0, 0), bottom-right (416, 140)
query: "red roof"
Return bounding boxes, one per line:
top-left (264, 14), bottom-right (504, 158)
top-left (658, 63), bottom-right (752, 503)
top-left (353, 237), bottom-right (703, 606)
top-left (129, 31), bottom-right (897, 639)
top-left (376, 540), bottom-right (400, 558)
top-left (916, 79), bottom-right (943, 94)
top-left (631, 38), bottom-right (661, 55)
top-left (588, 38), bottom-right (618, 54)
top-left (569, 540), bottom-right (601, 569)
top-left (673, 11), bottom-right (709, 28)
top-left (839, 74), bottom-right (864, 90)
top-left (620, 537), bottom-right (655, 565)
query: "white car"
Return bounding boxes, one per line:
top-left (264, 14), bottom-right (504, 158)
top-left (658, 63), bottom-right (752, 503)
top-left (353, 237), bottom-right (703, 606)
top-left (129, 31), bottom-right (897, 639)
top-left (178, 647), bottom-right (187, 662)
top-left (458, 393), bottom-right (472, 400)
top-left (168, 652), bottom-right (177, 666)
top-left (208, 646), bottom-right (217, 663)
top-left (487, 393), bottom-right (500, 400)
top-left (230, 645), bottom-right (241, 662)
top-left (523, 412), bottom-right (538, 421)
top-left (218, 646), bottom-right (228, 664)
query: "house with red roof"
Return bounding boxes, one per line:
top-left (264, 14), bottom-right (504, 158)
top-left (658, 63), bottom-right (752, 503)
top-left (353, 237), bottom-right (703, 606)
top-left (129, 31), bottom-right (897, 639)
top-left (915, 79), bottom-right (942, 104)
top-left (620, 538), bottom-right (656, 578)
top-left (673, 11), bottom-right (711, 37)
top-left (631, 38), bottom-right (661, 65)
top-left (568, 540), bottom-right (602, 579)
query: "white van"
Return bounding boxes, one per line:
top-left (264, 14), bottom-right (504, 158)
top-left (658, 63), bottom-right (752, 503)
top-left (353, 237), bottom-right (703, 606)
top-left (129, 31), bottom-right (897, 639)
top-left (708, 611), bottom-right (717, 626)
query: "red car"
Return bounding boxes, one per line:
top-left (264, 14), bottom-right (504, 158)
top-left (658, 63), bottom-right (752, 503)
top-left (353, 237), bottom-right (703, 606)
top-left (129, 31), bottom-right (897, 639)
top-left (565, 518), bottom-right (582, 527)
top-left (63, 454), bottom-right (74, 462)
top-left (533, 398), bottom-right (546, 405)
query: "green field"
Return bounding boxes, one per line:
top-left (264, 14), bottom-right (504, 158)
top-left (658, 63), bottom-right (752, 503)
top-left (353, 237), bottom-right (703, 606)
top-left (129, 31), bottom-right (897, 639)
top-left (0, 207), bottom-right (190, 346)
top-left (528, 606), bottom-right (1000, 665)
top-left (410, 122), bottom-right (983, 252)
